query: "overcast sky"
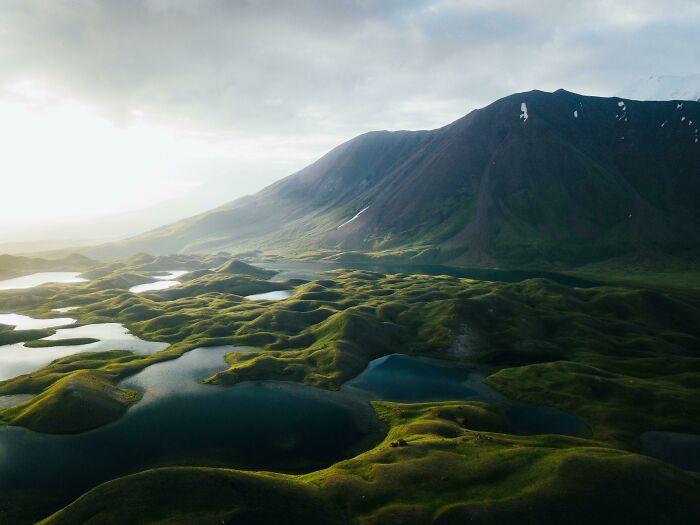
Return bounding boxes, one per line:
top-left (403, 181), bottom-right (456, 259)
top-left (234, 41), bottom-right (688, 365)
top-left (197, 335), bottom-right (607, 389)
top-left (1, 0), bottom-right (699, 245)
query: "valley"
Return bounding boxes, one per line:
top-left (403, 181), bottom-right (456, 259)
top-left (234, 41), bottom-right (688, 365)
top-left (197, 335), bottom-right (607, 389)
top-left (0, 253), bottom-right (698, 523)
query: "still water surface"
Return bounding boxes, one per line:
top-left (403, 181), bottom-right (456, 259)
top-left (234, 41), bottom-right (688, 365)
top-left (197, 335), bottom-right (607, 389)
top-left (245, 290), bottom-right (293, 301)
top-left (0, 272), bottom-right (87, 290)
top-left (640, 431), bottom-right (700, 471)
top-left (344, 354), bottom-right (589, 436)
top-left (0, 348), bottom-right (592, 523)
top-left (254, 261), bottom-right (600, 287)
top-left (129, 270), bottom-right (189, 294)
top-left (0, 345), bottom-right (379, 521)
top-left (0, 322), bottom-right (168, 381)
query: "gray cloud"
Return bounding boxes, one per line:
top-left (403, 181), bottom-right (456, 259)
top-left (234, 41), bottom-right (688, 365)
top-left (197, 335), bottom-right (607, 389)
top-left (1, 0), bottom-right (699, 140)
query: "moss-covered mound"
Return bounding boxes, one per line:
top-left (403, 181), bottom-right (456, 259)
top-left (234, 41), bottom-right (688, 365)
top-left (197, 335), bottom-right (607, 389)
top-left (24, 337), bottom-right (99, 348)
top-left (486, 360), bottom-right (700, 446)
top-left (40, 401), bottom-right (700, 525)
top-left (0, 370), bottom-right (140, 433)
top-left (214, 258), bottom-right (276, 279)
top-left (156, 273), bottom-right (283, 300)
top-left (0, 326), bottom-right (54, 345)
top-left (0, 351), bottom-right (147, 396)
top-left (81, 253), bottom-right (231, 280)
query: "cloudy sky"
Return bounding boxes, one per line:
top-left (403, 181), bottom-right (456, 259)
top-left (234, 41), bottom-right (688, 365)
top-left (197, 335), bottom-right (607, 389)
top-left (1, 0), bottom-right (699, 246)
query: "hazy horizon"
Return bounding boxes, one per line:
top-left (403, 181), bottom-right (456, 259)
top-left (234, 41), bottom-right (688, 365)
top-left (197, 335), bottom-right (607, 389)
top-left (3, 0), bottom-right (700, 248)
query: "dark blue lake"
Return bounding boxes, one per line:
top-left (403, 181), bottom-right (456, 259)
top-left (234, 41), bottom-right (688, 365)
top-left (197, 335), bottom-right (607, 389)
top-left (343, 353), bottom-right (589, 437)
top-left (0, 349), bottom-right (587, 523)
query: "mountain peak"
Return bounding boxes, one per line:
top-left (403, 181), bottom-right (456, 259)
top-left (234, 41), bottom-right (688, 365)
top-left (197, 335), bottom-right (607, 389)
top-left (86, 90), bottom-right (700, 268)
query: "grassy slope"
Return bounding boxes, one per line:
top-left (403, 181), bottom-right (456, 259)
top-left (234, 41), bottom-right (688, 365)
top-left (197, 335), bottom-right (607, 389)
top-left (0, 326), bottom-right (54, 345)
top-left (0, 346), bottom-right (195, 433)
top-left (0, 368), bottom-right (141, 433)
top-left (570, 269), bottom-right (700, 293)
top-left (24, 337), bottom-right (99, 348)
top-left (0, 351), bottom-right (141, 396)
top-left (40, 401), bottom-right (700, 525)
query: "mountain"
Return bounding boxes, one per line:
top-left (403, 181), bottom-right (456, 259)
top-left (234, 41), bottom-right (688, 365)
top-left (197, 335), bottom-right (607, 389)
top-left (618, 74), bottom-right (700, 102)
top-left (86, 89), bottom-right (700, 268)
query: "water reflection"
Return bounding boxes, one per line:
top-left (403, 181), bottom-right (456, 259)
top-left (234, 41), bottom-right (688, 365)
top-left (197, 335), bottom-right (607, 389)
top-left (0, 346), bottom-right (380, 522)
top-left (343, 354), bottom-right (589, 437)
top-left (0, 313), bottom-right (75, 331)
top-left (253, 261), bottom-right (600, 287)
top-left (129, 270), bottom-right (190, 293)
top-left (0, 322), bottom-right (168, 381)
top-left (640, 431), bottom-right (700, 471)
top-left (0, 272), bottom-right (87, 290)
top-left (245, 290), bottom-right (292, 301)
top-left (0, 394), bottom-right (34, 410)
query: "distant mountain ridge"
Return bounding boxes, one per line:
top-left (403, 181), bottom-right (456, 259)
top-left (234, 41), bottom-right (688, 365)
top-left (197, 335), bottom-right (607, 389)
top-left (0, 253), bottom-right (95, 280)
top-left (618, 74), bottom-right (700, 102)
top-left (87, 89), bottom-right (700, 268)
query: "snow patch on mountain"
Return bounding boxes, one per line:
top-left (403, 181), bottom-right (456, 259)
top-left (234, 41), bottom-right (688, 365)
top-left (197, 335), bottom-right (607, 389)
top-left (337, 206), bottom-right (370, 229)
top-left (519, 102), bottom-right (528, 122)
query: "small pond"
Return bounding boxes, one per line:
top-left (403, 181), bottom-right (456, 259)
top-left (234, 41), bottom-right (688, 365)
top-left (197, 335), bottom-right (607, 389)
top-left (152, 270), bottom-right (189, 280)
top-left (245, 290), bottom-right (293, 301)
top-left (129, 270), bottom-right (189, 294)
top-left (0, 272), bottom-right (87, 290)
top-left (52, 306), bottom-right (79, 313)
top-left (640, 431), bottom-right (700, 472)
top-left (0, 393), bottom-right (34, 410)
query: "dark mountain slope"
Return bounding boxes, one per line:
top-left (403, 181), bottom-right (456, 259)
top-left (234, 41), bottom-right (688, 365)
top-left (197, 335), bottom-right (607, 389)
top-left (89, 89), bottom-right (700, 267)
